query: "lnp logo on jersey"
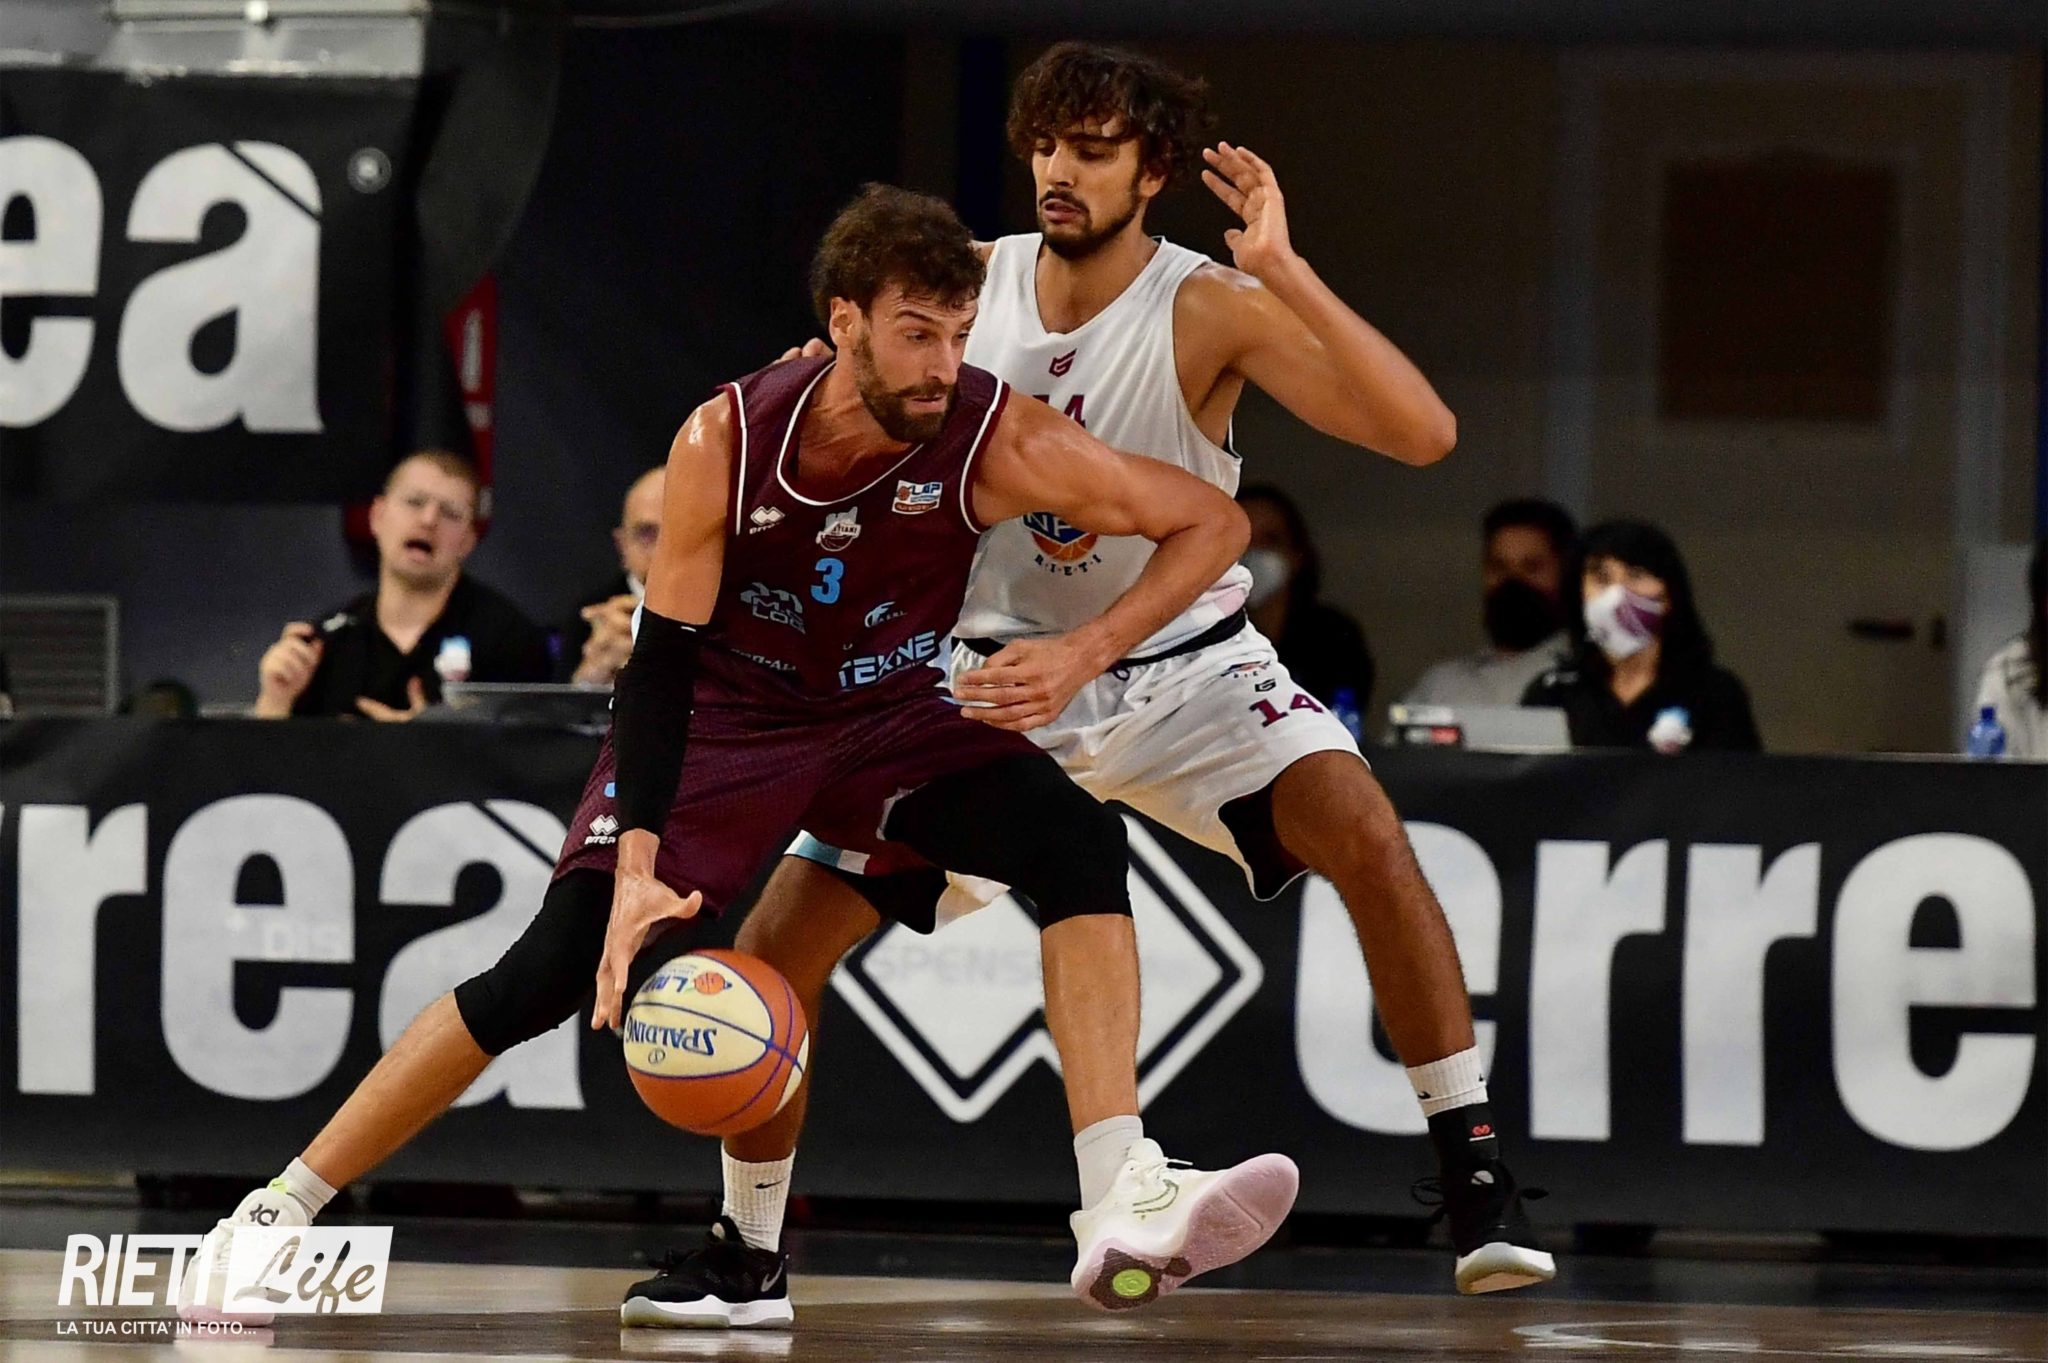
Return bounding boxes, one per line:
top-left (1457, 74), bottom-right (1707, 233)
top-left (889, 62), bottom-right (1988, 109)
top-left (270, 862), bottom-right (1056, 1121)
top-left (740, 583), bottom-right (806, 633)
top-left (816, 508), bottom-right (862, 551)
top-left (1049, 348), bottom-right (1077, 377)
top-left (1023, 510), bottom-right (1104, 575)
top-left (892, 480), bottom-right (943, 515)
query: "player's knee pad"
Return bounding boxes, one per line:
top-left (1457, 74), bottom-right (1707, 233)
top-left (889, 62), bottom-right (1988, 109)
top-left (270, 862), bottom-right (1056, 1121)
top-left (1002, 787), bottom-right (1132, 928)
top-left (453, 869), bottom-right (610, 1056)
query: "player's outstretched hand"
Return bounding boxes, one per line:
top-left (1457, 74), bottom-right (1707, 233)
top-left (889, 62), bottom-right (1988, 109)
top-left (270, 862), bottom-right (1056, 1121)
top-left (591, 869), bottom-right (704, 1030)
top-left (774, 338), bottom-right (835, 363)
top-left (953, 635), bottom-right (1104, 732)
top-left (1201, 142), bottom-right (1296, 281)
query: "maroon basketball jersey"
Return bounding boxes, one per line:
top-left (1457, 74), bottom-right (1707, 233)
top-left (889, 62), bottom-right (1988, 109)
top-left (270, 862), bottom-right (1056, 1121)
top-left (702, 356), bottom-right (1009, 706)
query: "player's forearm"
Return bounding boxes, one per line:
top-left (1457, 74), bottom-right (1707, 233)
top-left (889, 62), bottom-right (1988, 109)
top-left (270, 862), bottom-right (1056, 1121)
top-left (1069, 514), bottom-right (1250, 666)
top-left (1261, 254), bottom-right (1456, 465)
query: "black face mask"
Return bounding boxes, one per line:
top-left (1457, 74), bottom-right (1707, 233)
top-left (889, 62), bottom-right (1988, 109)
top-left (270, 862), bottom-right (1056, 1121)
top-left (1483, 578), bottom-right (1562, 651)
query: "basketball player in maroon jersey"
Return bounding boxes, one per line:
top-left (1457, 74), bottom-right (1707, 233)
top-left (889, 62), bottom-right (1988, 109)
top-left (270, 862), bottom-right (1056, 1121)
top-left (180, 184), bottom-right (1295, 1329)
top-left (706, 41), bottom-right (1550, 1320)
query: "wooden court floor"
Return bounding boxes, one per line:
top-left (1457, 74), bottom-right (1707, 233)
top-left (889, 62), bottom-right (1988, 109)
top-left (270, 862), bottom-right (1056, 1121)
top-left (2, 1250), bottom-right (2042, 1363)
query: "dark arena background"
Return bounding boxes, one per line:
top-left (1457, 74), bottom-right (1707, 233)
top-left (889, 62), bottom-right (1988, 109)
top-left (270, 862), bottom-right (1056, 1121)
top-left (1, 1), bottom-right (2044, 1360)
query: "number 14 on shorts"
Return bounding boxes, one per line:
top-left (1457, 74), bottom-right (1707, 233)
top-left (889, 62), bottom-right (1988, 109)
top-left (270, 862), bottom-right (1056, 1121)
top-left (1249, 691), bottom-right (1324, 727)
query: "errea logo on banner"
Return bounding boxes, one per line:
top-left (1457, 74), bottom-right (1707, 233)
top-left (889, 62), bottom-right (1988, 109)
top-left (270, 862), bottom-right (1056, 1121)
top-left (830, 818), bottom-right (1262, 1121)
top-left (0, 136), bottom-right (323, 433)
top-left (57, 1229), bottom-right (392, 1313)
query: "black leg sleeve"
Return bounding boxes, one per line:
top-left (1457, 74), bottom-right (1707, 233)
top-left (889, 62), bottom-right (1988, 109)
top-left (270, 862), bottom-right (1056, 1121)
top-left (884, 752), bottom-right (1131, 926)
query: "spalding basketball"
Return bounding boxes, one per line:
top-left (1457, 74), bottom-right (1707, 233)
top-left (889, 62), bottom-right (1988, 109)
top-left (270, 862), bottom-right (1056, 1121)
top-left (622, 950), bottom-right (810, 1137)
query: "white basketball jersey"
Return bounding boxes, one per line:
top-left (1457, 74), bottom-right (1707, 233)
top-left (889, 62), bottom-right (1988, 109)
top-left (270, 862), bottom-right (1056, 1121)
top-left (956, 233), bottom-right (1250, 654)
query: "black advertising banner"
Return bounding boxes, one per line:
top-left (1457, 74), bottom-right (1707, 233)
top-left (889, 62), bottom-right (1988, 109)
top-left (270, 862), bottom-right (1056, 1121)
top-left (1, 719), bottom-right (2042, 1236)
top-left (0, 69), bottom-right (416, 501)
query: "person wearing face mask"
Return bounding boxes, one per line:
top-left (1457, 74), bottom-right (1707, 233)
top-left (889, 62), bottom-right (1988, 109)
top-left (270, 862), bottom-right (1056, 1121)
top-left (1404, 499), bottom-right (1577, 708)
top-left (1522, 519), bottom-right (1760, 753)
top-left (1238, 484), bottom-right (1376, 709)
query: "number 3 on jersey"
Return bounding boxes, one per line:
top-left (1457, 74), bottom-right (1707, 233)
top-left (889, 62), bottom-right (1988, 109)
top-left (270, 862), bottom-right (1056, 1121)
top-left (811, 557), bottom-right (844, 604)
top-left (1250, 692), bottom-right (1324, 727)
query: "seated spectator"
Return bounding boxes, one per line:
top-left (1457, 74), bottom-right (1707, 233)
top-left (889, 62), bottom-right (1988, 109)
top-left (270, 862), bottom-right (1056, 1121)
top-left (1404, 498), bottom-right (1577, 708)
top-left (1970, 540), bottom-right (2046, 759)
top-left (123, 679), bottom-right (200, 718)
top-left (253, 451), bottom-right (551, 720)
top-left (1523, 519), bottom-right (1760, 753)
top-left (1238, 484), bottom-right (1375, 708)
top-left (560, 465), bottom-right (664, 685)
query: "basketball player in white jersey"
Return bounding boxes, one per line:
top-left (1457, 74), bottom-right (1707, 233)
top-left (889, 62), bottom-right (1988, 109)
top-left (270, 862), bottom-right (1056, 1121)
top-left (675, 41), bottom-right (1554, 1320)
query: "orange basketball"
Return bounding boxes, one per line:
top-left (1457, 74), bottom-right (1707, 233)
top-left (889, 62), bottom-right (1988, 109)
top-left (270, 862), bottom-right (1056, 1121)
top-left (622, 949), bottom-right (810, 1137)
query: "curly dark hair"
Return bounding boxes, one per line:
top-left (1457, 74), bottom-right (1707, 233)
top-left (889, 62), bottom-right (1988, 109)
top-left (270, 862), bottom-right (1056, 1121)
top-left (1006, 41), bottom-right (1216, 188)
top-left (809, 184), bottom-right (983, 327)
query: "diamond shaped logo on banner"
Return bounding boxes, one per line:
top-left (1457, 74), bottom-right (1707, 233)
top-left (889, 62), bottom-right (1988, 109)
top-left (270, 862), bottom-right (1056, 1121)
top-left (831, 818), bottom-right (1263, 1122)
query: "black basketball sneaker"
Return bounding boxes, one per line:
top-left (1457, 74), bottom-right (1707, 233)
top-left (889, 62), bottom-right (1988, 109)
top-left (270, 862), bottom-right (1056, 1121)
top-left (1415, 1161), bottom-right (1555, 1294)
top-left (620, 1217), bottom-right (793, 1328)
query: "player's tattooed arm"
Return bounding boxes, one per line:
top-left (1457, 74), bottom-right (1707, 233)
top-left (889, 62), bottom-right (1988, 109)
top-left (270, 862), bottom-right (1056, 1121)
top-left (1192, 140), bottom-right (1456, 466)
top-left (957, 397), bottom-right (1250, 732)
top-left (591, 399), bottom-right (733, 1031)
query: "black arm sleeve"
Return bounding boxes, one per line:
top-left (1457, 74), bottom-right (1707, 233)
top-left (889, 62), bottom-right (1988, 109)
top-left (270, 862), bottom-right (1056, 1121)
top-left (611, 608), bottom-right (701, 836)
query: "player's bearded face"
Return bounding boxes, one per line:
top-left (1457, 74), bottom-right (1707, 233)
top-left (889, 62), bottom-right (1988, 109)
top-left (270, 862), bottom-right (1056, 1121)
top-left (851, 328), bottom-right (956, 443)
top-left (1036, 132), bottom-right (1147, 260)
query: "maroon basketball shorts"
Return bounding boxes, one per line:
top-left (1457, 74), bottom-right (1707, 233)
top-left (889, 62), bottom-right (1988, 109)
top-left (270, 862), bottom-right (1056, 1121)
top-left (553, 685), bottom-right (1036, 913)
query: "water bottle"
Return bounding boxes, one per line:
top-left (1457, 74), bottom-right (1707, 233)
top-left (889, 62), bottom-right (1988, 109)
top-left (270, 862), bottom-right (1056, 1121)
top-left (1331, 687), bottom-right (1365, 743)
top-left (1967, 705), bottom-right (2007, 760)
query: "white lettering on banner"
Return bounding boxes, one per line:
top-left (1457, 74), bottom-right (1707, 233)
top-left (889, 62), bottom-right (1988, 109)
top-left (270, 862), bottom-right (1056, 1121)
top-left (16, 805), bottom-right (146, 1095)
top-left (379, 802), bottom-right (580, 1109)
top-left (8, 788), bottom-right (2039, 1155)
top-left (0, 136), bottom-right (101, 427)
top-left (119, 143), bottom-right (322, 433)
top-left (1681, 844), bottom-right (1821, 1146)
top-left (1296, 822), bottom-right (1500, 1133)
top-left (161, 795), bottom-right (354, 1099)
top-left (0, 135), bottom-right (322, 432)
top-left (1832, 834), bottom-right (2037, 1151)
top-left (1529, 840), bottom-right (1669, 1141)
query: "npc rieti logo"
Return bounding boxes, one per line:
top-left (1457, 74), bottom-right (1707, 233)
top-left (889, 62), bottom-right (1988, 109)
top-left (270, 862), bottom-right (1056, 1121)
top-left (1023, 511), bottom-right (1103, 575)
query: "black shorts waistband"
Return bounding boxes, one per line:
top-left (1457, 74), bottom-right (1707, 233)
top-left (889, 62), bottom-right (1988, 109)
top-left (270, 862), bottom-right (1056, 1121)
top-left (958, 608), bottom-right (1249, 672)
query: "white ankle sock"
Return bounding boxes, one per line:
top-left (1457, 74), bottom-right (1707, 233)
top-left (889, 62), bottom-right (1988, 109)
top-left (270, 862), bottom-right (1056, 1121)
top-left (275, 1158), bottom-right (336, 1218)
top-left (1405, 1047), bottom-right (1488, 1119)
top-left (1073, 1115), bottom-right (1144, 1210)
top-left (721, 1150), bottom-right (795, 1252)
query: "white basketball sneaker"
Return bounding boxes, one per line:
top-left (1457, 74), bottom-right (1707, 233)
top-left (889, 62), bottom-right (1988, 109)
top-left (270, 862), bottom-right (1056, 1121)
top-left (175, 1181), bottom-right (311, 1325)
top-left (1068, 1138), bottom-right (1299, 1311)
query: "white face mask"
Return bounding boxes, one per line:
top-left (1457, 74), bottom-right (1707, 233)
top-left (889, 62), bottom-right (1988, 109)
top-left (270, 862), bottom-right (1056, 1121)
top-left (1243, 549), bottom-right (1293, 608)
top-left (1584, 583), bottom-right (1668, 661)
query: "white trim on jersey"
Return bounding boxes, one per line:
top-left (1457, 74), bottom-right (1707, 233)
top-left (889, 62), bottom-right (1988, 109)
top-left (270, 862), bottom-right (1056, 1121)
top-left (724, 381), bottom-right (750, 537)
top-left (956, 380), bottom-right (1009, 534)
top-left (773, 360), bottom-right (928, 508)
